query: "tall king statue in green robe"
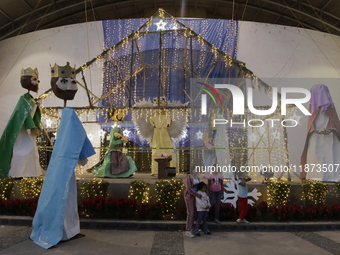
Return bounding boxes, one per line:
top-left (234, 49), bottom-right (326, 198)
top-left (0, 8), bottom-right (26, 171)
top-left (0, 67), bottom-right (42, 177)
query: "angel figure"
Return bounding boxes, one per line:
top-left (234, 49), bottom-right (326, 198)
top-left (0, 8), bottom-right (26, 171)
top-left (31, 62), bottom-right (95, 249)
top-left (132, 97), bottom-right (188, 176)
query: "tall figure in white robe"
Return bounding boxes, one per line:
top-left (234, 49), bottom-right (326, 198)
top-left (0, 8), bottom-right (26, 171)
top-left (301, 84), bottom-right (340, 182)
top-left (0, 67), bottom-right (42, 178)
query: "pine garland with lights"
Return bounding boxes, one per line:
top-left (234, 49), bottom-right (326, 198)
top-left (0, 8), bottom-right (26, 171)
top-left (80, 179), bottom-right (109, 199)
top-left (335, 183), bottom-right (340, 197)
top-left (0, 177), bottom-right (16, 200)
top-left (155, 179), bottom-right (183, 219)
top-left (267, 180), bottom-right (291, 206)
top-left (19, 177), bottom-right (44, 199)
top-left (302, 179), bottom-right (328, 207)
top-left (129, 180), bottom-right (150, 204)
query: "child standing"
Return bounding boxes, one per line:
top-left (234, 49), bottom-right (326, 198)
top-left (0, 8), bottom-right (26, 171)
top-left (208, 171), bottom-right (224, 224)
top-left (236, 174), bottom-right (251, 224)
top-left (193, 182), bottom-right (211, 236)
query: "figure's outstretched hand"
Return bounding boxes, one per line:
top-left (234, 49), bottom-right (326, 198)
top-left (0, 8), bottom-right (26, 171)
top-left (78, 158), bottom-right (88, 166)
top-left (114, 133), bottom-right (122, 139)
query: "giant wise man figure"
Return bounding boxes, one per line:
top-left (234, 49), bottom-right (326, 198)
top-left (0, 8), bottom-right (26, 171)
top-left (0, 67), bottom-right (42, 178)
top-left (31, 62), bottom-right (95, 249)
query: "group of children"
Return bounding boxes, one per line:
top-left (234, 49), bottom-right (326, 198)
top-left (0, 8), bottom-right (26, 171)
top-left (184, 170), bottom-right (251, 238)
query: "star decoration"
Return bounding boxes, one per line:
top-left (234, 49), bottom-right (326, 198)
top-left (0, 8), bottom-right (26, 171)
top-left (196, 130), bottom-right (203, 140)
top-left (88, 133), bottom-right (94, 140)
top-left (181, 130), bottom-right (188, 139)
top-left (290, 112), bottom-right (302, 125)
top-left (155, 19), bottom-right (167, 31)
top-left (46, 118), bottom-right (52, 128)
top-left (123, 129), bottom-right (130, 137)
top-left (98, 130), bottom-right (105, 137)
top-left (270, 129), bottom-right (282, 142)
top-left (249, 133), bottom-right (258, 142)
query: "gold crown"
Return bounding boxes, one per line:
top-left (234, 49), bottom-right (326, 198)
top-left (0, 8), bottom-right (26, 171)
top-left (51, 62), bottom-right (76, 78)
top-left (21, 67), bottom-right (38, 78)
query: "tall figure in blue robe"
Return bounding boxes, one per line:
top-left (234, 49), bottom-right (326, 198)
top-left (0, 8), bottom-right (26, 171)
top-left (30, 62), bottom-right (95, 249)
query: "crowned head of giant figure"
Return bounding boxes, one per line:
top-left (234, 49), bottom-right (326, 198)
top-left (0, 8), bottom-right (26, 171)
top-left (50, 62), bottom-right (77, 101)
top-left (21, 67), bottom-right (39, 93)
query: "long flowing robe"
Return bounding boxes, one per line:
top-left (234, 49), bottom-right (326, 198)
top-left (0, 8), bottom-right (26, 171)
top-left (92, 127), bottom-right (137, 178)
top-left (30, 108), bottom-right (95, 249)
top-left (300, 105), bottom-right (340, 182)
top-left (150, 114), bottom-right (173, 175)
top-left (203, 114), bottom-right (232, 179)
top-left (0, 93), bottom-right (41, 177)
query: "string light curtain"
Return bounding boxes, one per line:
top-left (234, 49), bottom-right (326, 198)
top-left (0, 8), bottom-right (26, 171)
top-left (99, 15), bottom-right (239, 148)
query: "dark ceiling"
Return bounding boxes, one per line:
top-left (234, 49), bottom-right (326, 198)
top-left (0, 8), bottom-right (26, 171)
top-left (0, 0), bottom-right (339, 41)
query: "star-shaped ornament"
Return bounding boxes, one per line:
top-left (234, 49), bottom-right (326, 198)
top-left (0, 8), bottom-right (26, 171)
top-left (196, 130), bottom-right (203, 140)
top-left (156, 19), bottom-right (167, 31)
top-left (46, 118), bottom-right (52, 128)
top-left (123, 129), bottom-right (131, 137)
top-left (98, 130), bottom-right (105, 137)
top-left (249, 133), bottom-right (258, 142)
top-left (290, 112), bottom-right (302, 125)
top-left (88, 133), bottom-right (94, 141)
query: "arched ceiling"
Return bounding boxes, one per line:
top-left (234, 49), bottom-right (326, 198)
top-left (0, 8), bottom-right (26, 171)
top-left (1, 0), bottom-right (339, 41)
